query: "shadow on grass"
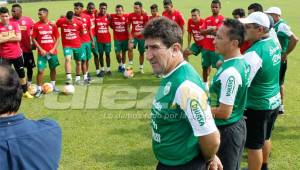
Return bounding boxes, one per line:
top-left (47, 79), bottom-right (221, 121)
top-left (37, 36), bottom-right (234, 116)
top-left (108, 124), bottom-right (150, 137)
top-left (92, 148), bottom-right (156, 168)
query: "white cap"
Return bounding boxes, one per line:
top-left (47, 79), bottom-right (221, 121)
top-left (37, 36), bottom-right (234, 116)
top-left (265, 7), bottom-right (282, 15)
top-left (239, 12), bottom-right (270, 28)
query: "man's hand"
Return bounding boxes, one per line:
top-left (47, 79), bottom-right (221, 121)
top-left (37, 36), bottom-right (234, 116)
top-left (208, 155), bottom-right (223, 170)
top-left (281, 53), bottom-right (288, 62)
top-left (128, 40), bottom-right (134, 49)
top-left (40, 49), bottom-right (47, 56)
top-left (49, 48), bottom-right (56, 55)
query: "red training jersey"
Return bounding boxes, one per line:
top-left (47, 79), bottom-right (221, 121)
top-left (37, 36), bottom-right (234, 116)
top-left (201, 15), bottom-right (224, 51)
top-left (187, 18), bottom-right (205, 47)
top-left (94, 14), bottom-right (111, 43)
top-left (83, 9), bottom-right (97, 36)
top-left (10, 16), bottom-right (34, 53)
top-left (128, 12), bottom-right (148, 39)
top-left (32, 21), bottom-right (60, 55)
top-left (75, 13), bottom-right (91, 43)
top-left (0, 21), bottom-right (22, 59)
top-left (110, 13), bottom-right (129, 41)
top-left (56, 17), bottom-right (82, 48)
top-left (162, 9), bottom-right (185, 31)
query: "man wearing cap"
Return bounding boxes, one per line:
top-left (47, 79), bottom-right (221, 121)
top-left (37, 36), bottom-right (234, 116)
top-left (265, 7), bottom-right (298, 115)
top-left (240, 12), bottom-right (281, 170)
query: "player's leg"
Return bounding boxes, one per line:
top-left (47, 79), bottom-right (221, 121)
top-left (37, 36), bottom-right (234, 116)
top-left (138, 39), bottom-right (145, 74)
top-left (201, 49), bottom-right (211, 90)
top-left (92, 36), bottom-right (100, 75)
top-left (84, 42), bottom-right (92, 82)
top-left (13, 56), bottom-right (33, 98)
top-left (121, 40), bottom-right (128, 72)
top-left (63, 48), bottom-right (73, 84)
top-left (35, 55), bottom-right (48, 97)
top-left (279, 61), bottom-right (287, 114)
top-left (73, 48), bottom-right (83, 85)
top-left (105, 43), bottom-right (111, 75)
top-left (128, 39), bottom-right (135, 66)
top-left (97, 43), bottom-right (105, 78)
top-left (114, 40), bottom-right (123, 72)
top-left (49, 55), bottom-right (59, 92)
top-left (23, 52), bottom-right (36, 84)
top-left (80, 43), bottom-right (88, 84)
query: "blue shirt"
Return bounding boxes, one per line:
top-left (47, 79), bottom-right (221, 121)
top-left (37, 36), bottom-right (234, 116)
top-left (0, 114), bottom-right (62, 170)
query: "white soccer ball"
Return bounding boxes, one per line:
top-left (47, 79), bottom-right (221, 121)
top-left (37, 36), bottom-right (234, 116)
top-left (42, 83), bottom-right (53, 94)
top-left (123, 67), bottom-right (134, 78)
top-left (62, 84), bottom-right (75, 95)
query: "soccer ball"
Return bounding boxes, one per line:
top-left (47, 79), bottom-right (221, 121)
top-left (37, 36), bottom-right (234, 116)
top-left (42, 83), bottom-right (53, 94)
top-left (123, 67), bottom-right (134, 78)
top-left (62, 84), bottom-right (75, 95)
top-left (28, 84), bottom-right (38, 95)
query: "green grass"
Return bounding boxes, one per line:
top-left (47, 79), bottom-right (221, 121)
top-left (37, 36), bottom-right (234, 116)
top-left (9, 0), bottom-right (300, 169)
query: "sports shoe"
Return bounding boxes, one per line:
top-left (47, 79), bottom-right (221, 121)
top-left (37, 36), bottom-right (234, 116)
top-left (98, 70), bottom-right (105, 78)
top-left (53, 86), bottom-right (60, 93)
top-left (87, 73), bottom-right (92, 81)
top-left (140, 68), bottom-right (144, 74)
top-left (23, 91), bottom-right (34, 99)
top-left (65, 78), bottom-right (72, 85)
top-left (75, 80), bottom-right (84, 86)
top-left (106, 71), bottom-right (112, 76)
top-left (279, 104), bottom-right (285, 115)
top-left (84, 79), bottom-right (90, 85)
top-left (118, 66), bottom-right (122, 72)
top-left (35, 90), bottom-right (43, 98)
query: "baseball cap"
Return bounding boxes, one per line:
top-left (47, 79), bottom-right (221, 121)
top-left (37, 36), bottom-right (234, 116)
top-left (239, 11), bottom-right (270, 28)
top-left (265, 7), bottom-right (282, 15)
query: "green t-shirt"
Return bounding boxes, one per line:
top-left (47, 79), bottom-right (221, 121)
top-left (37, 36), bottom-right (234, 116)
top-left (151, 61), bottom-right (217, 166)
top-left (209, 57), bottom-right (250, 126)
top-left (244, 37), bottom-right (281, 110)
top-left (274, 19), bottom-right (293, 54)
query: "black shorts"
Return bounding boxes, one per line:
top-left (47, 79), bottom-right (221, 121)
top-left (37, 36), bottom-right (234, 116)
top-left (217, 118), bottom-right (246, 170)
top-left (22, 52), bottom-right (36, 68)
top-left (244, 108), bottom-right (279, 149)
top-left (156, 154), bottom-right (207, 170)
top-left (279, 61), bottom-right (287, 86)
top-left (0, 56), bottom-right (25, 78)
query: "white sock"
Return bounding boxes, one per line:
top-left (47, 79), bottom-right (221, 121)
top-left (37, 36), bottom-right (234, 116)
top-left (140, 65), bottom-right (144, 69)
top-left (28, 81), bottom-right (32, 85)
top-left (122, 64), bottom-right (126, 68)
top-left (129, 61), bottom-right (133, 65)
top-left (107, 67), bottom-right (111, 71)
top-left (83, 74), bottom-right (88, 80)
top-left (38, 86), bottom-right (42, 91)
top-left (101, 67), bottom-right (105, 71)
top-left (66, 73), bottom-right (72, 80)
top-left (75, 76), bottom-right (80, 81)
top-left (51, 81), bottom-right (56, 87)
top-left (96, 69), bottom-right (100, 74)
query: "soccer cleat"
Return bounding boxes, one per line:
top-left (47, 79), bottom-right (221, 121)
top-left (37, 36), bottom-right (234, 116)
top-left (279, 105), bottom-right (285, 115)
top-left (23, 91), bottom-right (34, 99)
top-left (140, 68), bottom-right (144, 74)
top-left (35, 90), bottom-right (43, 98)
top-left (75, 80), bottom-right (84, 86)
top-left (121, 67), bottom-right (125, 73)
top-left (84, 79), bottom-right (90, 85)
top-left (65, 78), bottom-right (72, 85)
top-left (53, 86), bottom-right (60, 93)
top-left (87, 73), bottom-right (92, 81)
top-left (106, 71), bottom-right (112, 76)
top-left (118, 66), bottom-right (122, 72)
top-left (98, 70), bottom-right (105, 78)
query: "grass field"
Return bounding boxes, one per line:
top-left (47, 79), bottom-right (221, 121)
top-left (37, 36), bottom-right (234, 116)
top-left (8, 0), bottom-right (300, 169)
